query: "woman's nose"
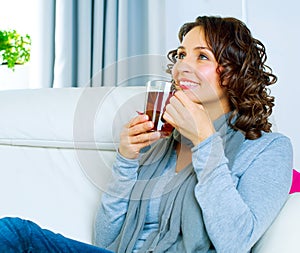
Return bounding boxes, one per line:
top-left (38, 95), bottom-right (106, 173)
top-left (174, 60), bottom-right (193, 74)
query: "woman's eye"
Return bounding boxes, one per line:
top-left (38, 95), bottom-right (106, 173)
top-left (175, 52), bottom-right (185, 60)
top-left (199, 54), bottom-right (208, 60)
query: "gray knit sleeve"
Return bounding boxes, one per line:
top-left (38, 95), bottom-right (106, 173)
top-left (192, 132), bottom-right (293, 252)
top-left (94, 152), bottom-right (139, 248)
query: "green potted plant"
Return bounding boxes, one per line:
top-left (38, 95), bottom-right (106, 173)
top-left (0, 29), bottom-right (31, 70)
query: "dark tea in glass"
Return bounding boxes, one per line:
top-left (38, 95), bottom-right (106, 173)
top-left (144, 80), bottom-right (174, 137)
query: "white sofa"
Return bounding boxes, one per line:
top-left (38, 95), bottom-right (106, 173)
top-left (0, 87), bottom-right (299, 252)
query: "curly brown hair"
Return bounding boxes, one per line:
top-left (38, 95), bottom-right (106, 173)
top-left (167, 16), bottom-right (277, 140)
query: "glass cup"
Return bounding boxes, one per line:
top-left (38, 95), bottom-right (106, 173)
top-left (144, 80), bottom-right (174, 137)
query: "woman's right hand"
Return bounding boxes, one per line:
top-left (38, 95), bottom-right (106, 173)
top-left (119, 114), bottom-right (161, 159)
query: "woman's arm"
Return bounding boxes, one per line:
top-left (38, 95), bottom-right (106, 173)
top-left (192, 133), bottom-right (293, 252)
top-left (94, 152), bottom-right (139, 247)
top-left (94, 114), bottom-right (160, 247)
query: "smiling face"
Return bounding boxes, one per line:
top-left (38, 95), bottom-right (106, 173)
top-left (172, 26), bottom-right (231, 117)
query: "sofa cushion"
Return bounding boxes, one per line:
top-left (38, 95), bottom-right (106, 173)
top-left (0, 87), bottom-right (145, 243)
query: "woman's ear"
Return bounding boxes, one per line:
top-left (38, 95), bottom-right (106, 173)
top-left (217, 65), bottom-right (229, 87)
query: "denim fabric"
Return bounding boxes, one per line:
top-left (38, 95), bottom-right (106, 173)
top-left (0, 217), bottom-right (113, 253)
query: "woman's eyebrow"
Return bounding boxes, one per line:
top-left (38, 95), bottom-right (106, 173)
top-left (177, 46), bottom-right (185, 51)
top-left (194, 46), bottom-right (212, 52)
top-left (177, 46), bottom-right (211, 51)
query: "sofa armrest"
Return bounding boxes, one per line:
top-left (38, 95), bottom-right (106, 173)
top-left (253, 192), bottom-right (300, 253)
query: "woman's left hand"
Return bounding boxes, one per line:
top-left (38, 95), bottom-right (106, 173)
top-left (163, 90), bottom-right (215, 146)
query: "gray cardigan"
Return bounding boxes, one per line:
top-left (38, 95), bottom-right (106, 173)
top-left (94, 131), bottom-right (293, 252)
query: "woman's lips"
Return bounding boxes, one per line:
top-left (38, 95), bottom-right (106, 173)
top-left (179, 81), bottom-right (199, 90)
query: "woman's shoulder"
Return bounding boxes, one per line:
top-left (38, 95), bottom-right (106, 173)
top-left (240, 131), bottom-right (293, 156)
top-left (232, 131), bottom-right (293, 176)
top-left (245, 131), bottom-right (291, 145)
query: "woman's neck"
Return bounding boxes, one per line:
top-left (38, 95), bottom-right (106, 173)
top-left (175, 142), bottom-right (192, 173)
top-left (203, 98), bottom-right (231, 121)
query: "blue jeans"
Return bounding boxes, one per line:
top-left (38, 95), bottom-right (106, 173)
top-left (0, 217), bottom-right (113, 253)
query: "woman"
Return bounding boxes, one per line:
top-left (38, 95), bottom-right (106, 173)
top-left (94, 16), bottom-right (293, 252)
top-left (0, 16), bottom-right (293, 253)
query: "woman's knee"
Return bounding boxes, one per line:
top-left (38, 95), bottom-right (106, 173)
top-left (0, 217), bottom-right (30, 250)
top-left (0, 217), bottom-right (26, 231)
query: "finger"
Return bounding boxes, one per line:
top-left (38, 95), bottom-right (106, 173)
top-left (164, 101), bottom-right (179, 119)
top-left (126, 114), bottom-right (149, 128)
top-left (137, 138), bottom-right (160, 150)
top-left (168, 95), bottom-right (184, 113)
top-left (167, 95), bottom-right (187, 118)
top-left (162, 111), bottom-right (176, 128)
top-left (174, 90), bottom-right (205, 112)
top-left (128, 121), bottom-right (154, 136)
top-left (130, 131), bottom-right (161, 144)
top-left (173, 90), bottom-right (193, 108)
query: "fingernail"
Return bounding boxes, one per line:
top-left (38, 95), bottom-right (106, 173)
top-left (136, 111), bottom-right (144, 115)
top-left (153, 131), bottom-right (161, 138)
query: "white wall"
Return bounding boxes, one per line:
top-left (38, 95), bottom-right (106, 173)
top-left (247, 1), bottom-right (300, 170)
top-left (0, 0), bottom-right (35, 90)
top-left (165, 0), bottom-right (300, 170)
